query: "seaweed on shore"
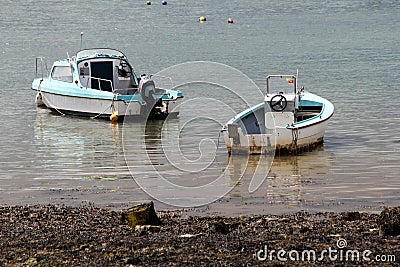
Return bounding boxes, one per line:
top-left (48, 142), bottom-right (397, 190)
top-left (0, 205), bottom-right (398, 266)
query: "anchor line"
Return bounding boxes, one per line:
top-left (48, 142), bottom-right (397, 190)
top-left (39, 89), bottom-right (66, 117)
top-left (90, 94), bottom-right (116, 120)
top-left (216, 130), bottom-right (222, 151)
top-left (36, 79), bottom-right (44, 104)
top-left (212, 130), bottom-right (223, 168)
top-left (291, 127), bottom-right (299, 154)
top-left (38, 79), bottom-right (43, 94)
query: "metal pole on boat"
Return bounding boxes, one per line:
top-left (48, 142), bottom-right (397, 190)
top-left (80, 32), bottom-right (84, 50)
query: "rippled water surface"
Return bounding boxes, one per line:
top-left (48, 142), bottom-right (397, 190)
top-left (0, 0), bottom-right (399, 215)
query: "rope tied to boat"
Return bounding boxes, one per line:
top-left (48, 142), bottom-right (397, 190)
top-left (90, 94), bottom-right (116, 120)
top-left (211, 129), bottom-right (223, 168)
top-left (38, 84), bottom-right (66, 116)
top-left (35, 79), bottom-right (44, 106)
top-left (291, 127), bottom-right (299, 155)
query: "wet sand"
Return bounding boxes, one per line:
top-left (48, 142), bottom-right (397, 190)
top-left (0, 204), bottom-right (398, 266)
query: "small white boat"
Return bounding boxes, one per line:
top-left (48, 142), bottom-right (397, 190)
top-left (222, 74), bottom-right (334, 155)
top-left (32, 48), bottom-right (183, 121)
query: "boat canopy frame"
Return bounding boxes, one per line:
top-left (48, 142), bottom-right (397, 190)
top-left (76, 48), bottom-right (126, 61)
top-left (266, 75), bottom-right (297, 95)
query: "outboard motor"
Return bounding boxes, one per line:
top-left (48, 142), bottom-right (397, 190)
top-left (139, 74), bottom-right (158, 117)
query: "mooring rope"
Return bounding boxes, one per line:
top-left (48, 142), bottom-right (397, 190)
top-left (211, 129), bottom-right (223, 168)
top-left (39, 89), bottom-right (66, 117)
top-left (90, 94), bottom-right (116, 120)
top-left (39, 87), bottom-right (117, 120)
top-left (90, 102), bottom-right (112, 119)
top-left (291, 127), bottom-right (299, 155)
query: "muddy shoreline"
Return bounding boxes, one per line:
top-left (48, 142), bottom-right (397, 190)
top-left (0, 204), bottom-right (398, 266)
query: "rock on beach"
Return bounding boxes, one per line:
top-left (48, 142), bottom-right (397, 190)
top-left (377, 206), bottom-right (400, 236)
top-left (121, 201), bottom-right (161, 228)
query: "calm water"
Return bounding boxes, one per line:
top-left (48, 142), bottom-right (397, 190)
top-left (0, 0), bottom-right (399, 215)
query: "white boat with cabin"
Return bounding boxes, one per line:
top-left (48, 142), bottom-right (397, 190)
top-left (32, 48), bottom-right (183, 121)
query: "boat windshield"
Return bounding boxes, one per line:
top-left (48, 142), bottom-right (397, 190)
top-left (266, 75), bottom-right (297, 94)
top-left (76, 49), bottom-right (125, 59)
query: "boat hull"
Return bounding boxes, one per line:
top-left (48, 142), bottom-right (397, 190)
top-left (223, 121), bottom-right (327, 155)
top-left (35, 90), bottom-right (180, 120)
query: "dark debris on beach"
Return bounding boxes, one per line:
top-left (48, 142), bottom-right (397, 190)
top-left (0, 204), bottom-right (398, 266)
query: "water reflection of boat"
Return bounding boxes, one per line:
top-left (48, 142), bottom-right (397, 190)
top-left (33, 111), bottom-right (127, 178)
top-left (224, 148), bottom-right (333, 207)
top-left (27, 111), bottom-right (157, 208)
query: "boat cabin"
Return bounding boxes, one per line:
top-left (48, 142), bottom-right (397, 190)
top-left (76, 49), bottom-right (138, 94)
top-left (64, 48), bottom-right (139, 94)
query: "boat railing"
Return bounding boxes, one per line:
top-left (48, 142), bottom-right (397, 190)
top-left (35, 57), bottom-right (48, 80)
top-left (86, 77), bottom-right (114, 92)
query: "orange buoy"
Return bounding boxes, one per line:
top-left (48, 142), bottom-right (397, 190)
top-left (110, 112), bottom-right (118, 122)
top-left (228, 17), bottom-right (234, 24)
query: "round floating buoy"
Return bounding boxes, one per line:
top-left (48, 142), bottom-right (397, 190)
top-left (228, 17), bottom-right (234, 24)
top-left (110, 112), bottom-right (118, 122)
top-left (199, 16), bottom-right (206, 22)
top-left (162, 0), bottom-right (167, 5)
top-left (146, 1), bottom-right (151, 5)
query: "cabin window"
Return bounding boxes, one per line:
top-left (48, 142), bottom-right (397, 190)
top-left (51, 66), bottom-right (73, 82)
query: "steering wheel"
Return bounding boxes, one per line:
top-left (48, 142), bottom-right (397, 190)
top-left (270, 94), bottom-right (287, 111)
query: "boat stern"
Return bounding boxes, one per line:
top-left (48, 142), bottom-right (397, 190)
top-left (223, 125), bottom-right (274, 155)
